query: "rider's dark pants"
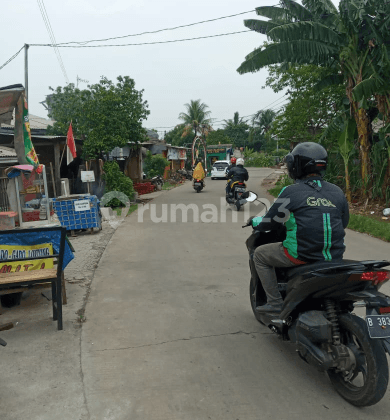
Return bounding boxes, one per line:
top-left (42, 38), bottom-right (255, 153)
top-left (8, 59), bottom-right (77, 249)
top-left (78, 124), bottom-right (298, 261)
top-left (254, 242), bottom-right (298, 305)
top-left (226, 180), bottom-right (232, 195)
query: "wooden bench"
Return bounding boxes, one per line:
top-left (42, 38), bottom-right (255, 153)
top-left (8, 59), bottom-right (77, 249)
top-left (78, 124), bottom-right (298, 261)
top-left (0, 226), bottom-right (67, 330)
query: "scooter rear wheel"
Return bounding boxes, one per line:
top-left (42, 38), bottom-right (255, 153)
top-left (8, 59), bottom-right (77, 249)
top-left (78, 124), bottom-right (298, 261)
top-left (327, 314), bottom-right (389, 407)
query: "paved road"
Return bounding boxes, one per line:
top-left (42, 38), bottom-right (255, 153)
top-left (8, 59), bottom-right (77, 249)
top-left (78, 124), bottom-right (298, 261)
top-left (82, 168), bottom-right (390, 420)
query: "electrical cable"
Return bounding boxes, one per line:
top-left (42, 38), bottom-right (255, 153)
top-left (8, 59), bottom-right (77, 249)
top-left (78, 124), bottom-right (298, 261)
top-left (0, 46), bottom-right (24, 71)
top-left (36, 0), bottom-right (69, 83)
top-left (31, 30), bottom-right (252, 48)
top-left (37, 0), bottom-right (69, 82)
top-left (55, 10), bottom-right (255, 46)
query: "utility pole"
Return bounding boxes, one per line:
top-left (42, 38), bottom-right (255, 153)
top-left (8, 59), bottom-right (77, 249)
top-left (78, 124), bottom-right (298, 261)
top-left (24, 44), bottom-right (29, 104)
top-left (77, 75), bottom-right (89, 88)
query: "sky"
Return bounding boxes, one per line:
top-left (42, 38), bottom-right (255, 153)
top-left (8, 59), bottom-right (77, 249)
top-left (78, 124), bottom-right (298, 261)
top-left (1, 0), bottom-right (338, 137)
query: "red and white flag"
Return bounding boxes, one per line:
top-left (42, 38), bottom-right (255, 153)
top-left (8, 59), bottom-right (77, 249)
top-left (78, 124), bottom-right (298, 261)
top-left (66, 122), bottom-right (77, 165)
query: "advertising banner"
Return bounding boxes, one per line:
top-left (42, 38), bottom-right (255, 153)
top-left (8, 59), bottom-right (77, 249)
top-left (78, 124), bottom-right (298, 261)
top-left (0, 243), bottom-right (54, 273)
top-left (22, 96), bottom-right (43, 173)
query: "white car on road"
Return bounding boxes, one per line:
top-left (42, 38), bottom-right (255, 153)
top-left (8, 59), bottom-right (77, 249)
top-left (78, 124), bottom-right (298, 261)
top-left (210, 160), bottom-right (230, 180)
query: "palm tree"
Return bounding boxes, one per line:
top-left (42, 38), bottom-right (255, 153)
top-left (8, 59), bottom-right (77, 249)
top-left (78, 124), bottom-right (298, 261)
top-left (223, 111), bottom-right (247, 129)
top-left (237, 0), bottom-right (390, 194)
top-left (251, 109), bottom-right (276, 135)
top-left (178, 99), bottom-right (212, 139)
top-left (222, 112), bottom-right (250, 148)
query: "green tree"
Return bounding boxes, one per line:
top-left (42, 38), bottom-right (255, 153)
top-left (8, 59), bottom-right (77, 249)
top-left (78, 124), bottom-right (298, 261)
top-left (206, 129), bottom-right (231, 145)
top-left (164, 124), bottom-right (194, 147)
top-left (178, 99), bottom-right (212, 140)
top-left (223, 112), bottom-right (250, 148)
top-left (102, 161), bottom-right (134, 207)
top-left (251, 109), bottom-right (276, 134)
top-left (266, 64), bottom-right (345, 144)
top-left (47, 76), bottom-right (150, 159)
top-left (248, 109), bottom-right (277, 151)
top-left (46, 83), bottom-right (89, 138)
top-left (237, 0), bottom-right (390, 194)
top-left (143, 151), bottom-right (170, 177)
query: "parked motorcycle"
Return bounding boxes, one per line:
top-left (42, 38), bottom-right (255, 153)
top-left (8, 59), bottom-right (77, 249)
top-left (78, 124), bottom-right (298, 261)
top-left (193, 179), bottom-right (204, 193)
top-left (178, 169), bottom-right (193, 180)
top-left (151, 175), bottom-right (164, 191)
top-left (244, 191), bottom-right (390, 407)
top-left (226, 181), bottom-right (247, 211)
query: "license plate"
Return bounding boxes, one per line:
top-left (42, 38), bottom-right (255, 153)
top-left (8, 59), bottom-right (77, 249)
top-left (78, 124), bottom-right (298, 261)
top-left (217, 168), bottom-right (224, 171)
top-left (366, 315), bottom-right (390, 338)
top-left (194, 183), bottom-right (201, 186)
top-left (236, 188), bottom-right (245, 192)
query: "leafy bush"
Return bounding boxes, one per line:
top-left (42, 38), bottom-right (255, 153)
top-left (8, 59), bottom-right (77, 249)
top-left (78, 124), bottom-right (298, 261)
top-left (144, 151), bottom-right (170, 177)
top-left (268, 174), bottom-right (294, 197)
top-left (269, 148), bottom-right (289, 158)
top-left (245, 153), bottom-right (275, 168)
top-left (102, 161), bottom-right (134, 207)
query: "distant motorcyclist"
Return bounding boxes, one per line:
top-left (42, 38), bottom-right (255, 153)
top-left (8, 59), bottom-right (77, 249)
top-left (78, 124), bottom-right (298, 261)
top-left (192, 161), bottom-right (206, 188)
top-left (227, 157), bottom-right (237, 172)
top-left (250, 142), bottom-right (349, 314)
top-left (226, 158), bottom-right (248, 198)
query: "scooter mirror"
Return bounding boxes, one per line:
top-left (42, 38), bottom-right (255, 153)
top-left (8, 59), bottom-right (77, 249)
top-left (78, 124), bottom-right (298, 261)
top-left (245, 192), bottom-right (258, 203)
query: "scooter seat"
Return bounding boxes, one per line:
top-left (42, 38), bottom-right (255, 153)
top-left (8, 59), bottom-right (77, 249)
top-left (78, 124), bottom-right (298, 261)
top-left (286, 259), bottom-right (364, 280)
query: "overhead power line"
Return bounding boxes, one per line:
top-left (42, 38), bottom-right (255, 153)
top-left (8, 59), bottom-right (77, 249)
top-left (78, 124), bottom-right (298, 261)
top-left (55, 10), bottom-right (255, 46)
top-left (36, 0), bottom-right (69, 83)
top-left (31, 30), bottom-right (252, 48)
top-left (0, 46), bottom-right (24, 71)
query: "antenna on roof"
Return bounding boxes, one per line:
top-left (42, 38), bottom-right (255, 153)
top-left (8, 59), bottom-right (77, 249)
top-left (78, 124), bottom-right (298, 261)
top-left (76, 76), bottom-right (89, 88)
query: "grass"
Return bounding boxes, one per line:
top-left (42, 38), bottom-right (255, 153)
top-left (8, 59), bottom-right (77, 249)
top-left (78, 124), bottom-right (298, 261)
top-left (113, 204), bottom-right (138, 217)
top-left (162, 182), bottom-right (175, 190)
top-left (347, 214), bottom-right (390, 242)
top-left (268, 174), bottom-right (293, 198)
top-left (268, 186), bottom-right (282, 198)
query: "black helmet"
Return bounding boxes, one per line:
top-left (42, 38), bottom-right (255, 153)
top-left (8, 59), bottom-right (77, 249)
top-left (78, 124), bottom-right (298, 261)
top-left (285, 142), bottom-right (327, 180)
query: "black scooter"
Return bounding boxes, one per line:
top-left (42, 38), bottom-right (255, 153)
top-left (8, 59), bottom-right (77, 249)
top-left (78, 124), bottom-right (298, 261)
top-left (244, 191), bottom-right (390, 407)
top-left (226, 182), bottom-right (248, 211)
top-left (193, 178), bottom-right (204, 193)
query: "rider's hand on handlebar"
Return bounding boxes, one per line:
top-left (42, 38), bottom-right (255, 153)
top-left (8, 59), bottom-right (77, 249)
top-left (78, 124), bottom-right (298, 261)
top-left (250, 216), bottom-right (263, 227)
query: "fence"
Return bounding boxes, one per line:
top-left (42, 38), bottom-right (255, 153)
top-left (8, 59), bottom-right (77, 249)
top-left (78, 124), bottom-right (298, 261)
top-left (0, 177), bottom-right (10, 212)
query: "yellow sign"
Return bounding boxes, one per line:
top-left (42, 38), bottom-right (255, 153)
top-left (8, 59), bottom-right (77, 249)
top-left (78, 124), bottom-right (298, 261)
top-left (0, 243), bottom-right (54, 273)
top-left (20, 185), bottom-right (41, 195)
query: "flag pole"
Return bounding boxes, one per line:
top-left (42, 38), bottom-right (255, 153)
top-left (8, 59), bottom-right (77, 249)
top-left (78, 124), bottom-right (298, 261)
top-left (60, 121), bottom-right (72, 167)
top-left (59, 141), bottom-right (66, 167)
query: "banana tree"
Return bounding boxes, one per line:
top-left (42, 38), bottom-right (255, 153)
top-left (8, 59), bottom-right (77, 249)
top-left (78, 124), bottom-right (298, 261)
top-left (237, 0), bottom-right (390, 196)
top-left (338, 118), bottom-right (356, 203)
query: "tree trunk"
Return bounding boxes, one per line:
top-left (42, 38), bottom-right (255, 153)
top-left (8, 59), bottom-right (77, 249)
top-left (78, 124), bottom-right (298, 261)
top-left (345, 165), bottom-right (352, 203)
top-left (355, 107), bottom-right (371, 185)
top-left (375, 94), bottom-right (390, 201)
top-left (346, 78), bottom-right (371, 198)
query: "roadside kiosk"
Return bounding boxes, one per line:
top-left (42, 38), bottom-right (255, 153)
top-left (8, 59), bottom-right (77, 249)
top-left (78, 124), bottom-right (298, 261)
top-left (206, 144), bottom-right (233, 173)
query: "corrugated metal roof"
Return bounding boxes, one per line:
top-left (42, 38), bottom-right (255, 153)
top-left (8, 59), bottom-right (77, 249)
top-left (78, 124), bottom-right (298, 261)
top-left (0, 131), bottom-right (64, 140)
top-left (0, 110), bottom-right (55, 130)
top-left (0, 146), bottom-right (17, 157)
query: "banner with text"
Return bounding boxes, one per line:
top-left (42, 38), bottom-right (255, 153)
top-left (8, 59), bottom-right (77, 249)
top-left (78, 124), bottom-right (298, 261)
top-left (0, 243), bottom-right (54, 273)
